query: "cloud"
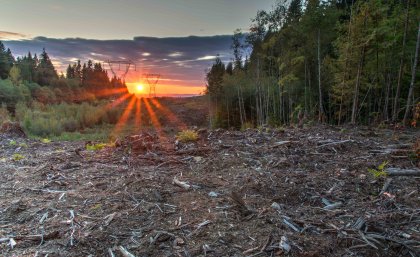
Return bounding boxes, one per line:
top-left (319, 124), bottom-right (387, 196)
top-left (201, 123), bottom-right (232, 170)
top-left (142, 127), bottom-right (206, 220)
top-left (168, 52), bottom-right (183, 57)
top-left (3, 35), bottom-right (234, 88)
top-left (196, 55), bottom-right (220, 61)
top-left (0, 31), bottom-right (30, 41)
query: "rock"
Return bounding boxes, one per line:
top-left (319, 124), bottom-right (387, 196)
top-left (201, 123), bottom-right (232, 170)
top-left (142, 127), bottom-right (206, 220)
top-left (271, 202), bottom-right (282, 211)
top-left (208, 191), bottom-right (219, 198)
top-left (280, 236), bottom-right (291, 253)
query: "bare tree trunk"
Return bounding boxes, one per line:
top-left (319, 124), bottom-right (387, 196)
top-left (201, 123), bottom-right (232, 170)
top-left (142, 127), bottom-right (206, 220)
top-left (304, 59), bottom-right (308, 113)
top-left (237, 87), bottom-right (243, 127)
top-left (338, 0), bottom-right (354, 125)
top-left (317, 29), bottom-right (325, 123)
top-left (308, 68), bottom-right (312, 118)
top-left (383, 73), bottom-right (391, 120)
top-left (351, 45), bottom-right (366, 124)
top-left (226, 96), bottom-right (230, 128)
top-left (392, 0), bottom-right (410, 122)
top-left (403, 22), bottom-right (420, 124)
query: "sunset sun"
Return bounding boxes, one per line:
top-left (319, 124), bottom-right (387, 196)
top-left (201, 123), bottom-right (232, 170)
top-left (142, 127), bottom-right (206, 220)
top-left (136, 84), bottom-right (144, 93)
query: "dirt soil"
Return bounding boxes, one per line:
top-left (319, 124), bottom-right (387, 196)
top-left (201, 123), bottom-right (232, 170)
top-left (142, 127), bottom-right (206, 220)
top-left (0, 126), bottom-right (419, 257)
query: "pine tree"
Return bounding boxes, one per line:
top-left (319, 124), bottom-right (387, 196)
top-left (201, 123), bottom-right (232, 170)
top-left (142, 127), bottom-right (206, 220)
top-left (35, 48), bottom-right (58, 85)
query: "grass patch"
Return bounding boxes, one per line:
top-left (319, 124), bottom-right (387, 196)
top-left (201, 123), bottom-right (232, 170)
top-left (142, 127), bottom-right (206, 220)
top-left (176, 129), bottom-right (198, 143)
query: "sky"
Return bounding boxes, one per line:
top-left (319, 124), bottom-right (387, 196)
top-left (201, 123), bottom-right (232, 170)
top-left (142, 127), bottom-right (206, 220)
top-left (0, 0), bottom-right (276, 95)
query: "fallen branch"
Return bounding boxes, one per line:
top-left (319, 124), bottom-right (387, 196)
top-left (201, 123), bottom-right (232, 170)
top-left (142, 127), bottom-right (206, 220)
top-left (282, 218), bottom-right (302, 232)
top-left (385, 168), bottom-right (420, 177)
top-left (173, 177), bottom-right (191, 190)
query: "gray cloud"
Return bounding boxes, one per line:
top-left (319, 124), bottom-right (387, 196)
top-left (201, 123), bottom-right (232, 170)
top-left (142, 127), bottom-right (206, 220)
top-left (0, 31), bottom-right (30, 40)
top-left (3, 35), bottom-right (234, 87)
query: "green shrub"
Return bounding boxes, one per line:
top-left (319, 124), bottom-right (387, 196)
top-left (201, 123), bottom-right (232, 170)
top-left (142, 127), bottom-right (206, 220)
top-left (14, 102), bottom-right (28, 121)
top-left (368, 161), bottom-right (389, 178)
top-left (0, 79), bottom-right (30, 109)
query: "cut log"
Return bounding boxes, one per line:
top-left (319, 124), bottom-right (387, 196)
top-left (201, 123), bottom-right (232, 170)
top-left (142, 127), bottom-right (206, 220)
top-left (385, 168), bottom-right (420, 177)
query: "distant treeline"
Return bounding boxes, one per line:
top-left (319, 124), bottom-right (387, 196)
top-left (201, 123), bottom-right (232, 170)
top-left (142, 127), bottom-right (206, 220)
top-left (206, 0), bottom-right (419, 128)
top-left (0, 44), bottom-right (129, 137)
top-left (0, 44), bottom-right (127, 109)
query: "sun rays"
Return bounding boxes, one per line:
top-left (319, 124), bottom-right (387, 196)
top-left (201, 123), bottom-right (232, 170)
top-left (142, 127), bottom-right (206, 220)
top-left (96, 87), bottom-right (187, 142)
top-left (149, 98), bottom-right (187, 130)
top-left (112, 95), bottom-right (137, 136)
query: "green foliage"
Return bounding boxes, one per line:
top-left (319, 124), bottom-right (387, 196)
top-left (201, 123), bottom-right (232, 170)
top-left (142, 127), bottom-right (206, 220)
top-left (0, 79), bottom-right (31, 109)
top-left (206, 0), bottom-right (420, 127)
top-left (176, 130), bottom-right (199, 143)
top-left (0, 42), bottom-right (14, 79)
top-left (368, 161), bottom-right (389, 178)
top-left (86, 143), bottom-right (108, 151)
top-left (41, 138), bottom-right (51, 143)
top-left (12, 154), bottom-right (24, 161)
top-left (9, 65), bottom-right (21, 86)
top-left (19, 102), bottom-right (120, 137)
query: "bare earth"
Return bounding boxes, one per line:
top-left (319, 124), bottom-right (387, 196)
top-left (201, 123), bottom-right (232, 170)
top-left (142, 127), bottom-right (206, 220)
top-left (0, 126), bottom-right (419, 257)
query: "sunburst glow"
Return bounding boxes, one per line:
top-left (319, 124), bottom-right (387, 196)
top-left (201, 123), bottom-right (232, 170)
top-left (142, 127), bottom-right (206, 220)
top-left (92, 87), bottom-right (185, 142)
top-left (136, 84), bottom-right (144, 93)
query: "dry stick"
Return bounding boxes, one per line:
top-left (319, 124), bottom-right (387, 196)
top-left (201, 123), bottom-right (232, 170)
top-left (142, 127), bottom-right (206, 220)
top-left (317, 140), bottom-right (353, 148)
top-left (242, 246), bottom-right (260, 255)
top-left (173, 177), bottom-right (191, 190)
top-left (118, 246), bottom-right (136, 257)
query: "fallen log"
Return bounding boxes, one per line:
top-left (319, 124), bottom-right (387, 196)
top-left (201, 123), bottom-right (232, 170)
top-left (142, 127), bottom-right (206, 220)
top-left (385, 168), bottom-right (420, 176)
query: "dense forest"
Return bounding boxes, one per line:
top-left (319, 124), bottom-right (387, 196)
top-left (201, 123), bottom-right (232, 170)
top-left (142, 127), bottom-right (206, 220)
top-left (0, 44), bottom-right (128, 137)
top-left (206, 0), bottom-right (420, 128)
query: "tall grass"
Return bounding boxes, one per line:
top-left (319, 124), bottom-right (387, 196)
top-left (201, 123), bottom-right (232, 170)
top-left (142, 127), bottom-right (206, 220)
top-left (18, 101), bottom-right (123, 137)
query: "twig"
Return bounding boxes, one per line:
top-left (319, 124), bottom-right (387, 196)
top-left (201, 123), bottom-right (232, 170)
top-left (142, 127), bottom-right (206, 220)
top-left (323, 202), bottom-right (343, 210)
top-left (317, 140), bottom-right (353, 148)
top-left (283, 218), bottom-right (302, 232)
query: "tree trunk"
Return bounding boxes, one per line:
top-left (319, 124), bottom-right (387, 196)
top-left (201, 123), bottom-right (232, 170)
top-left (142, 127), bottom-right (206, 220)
top-left (383, 73), bottom-right (391, 120)
top-left (392, 0), bottom-right (410, 122)
top-left (317, 29), bottom-right (325, 123)
top-left (338, 0), bottom-right (354, 125)
top-left (403, 21), bottom-right (420, 124)
top-left (351, 45), bottom-right (366, 124)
